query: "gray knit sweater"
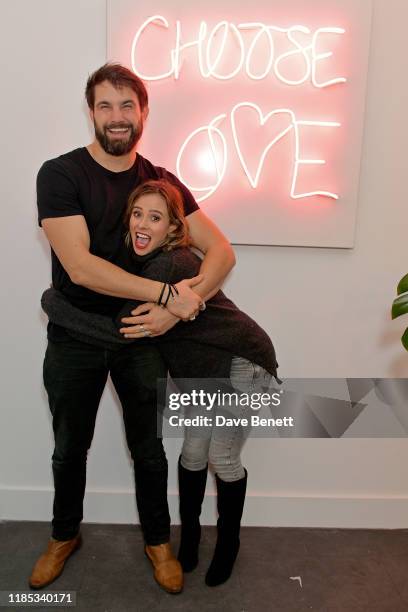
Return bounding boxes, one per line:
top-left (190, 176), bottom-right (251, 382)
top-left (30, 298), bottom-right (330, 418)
top-left (41, 247), bottom-right (279, 379)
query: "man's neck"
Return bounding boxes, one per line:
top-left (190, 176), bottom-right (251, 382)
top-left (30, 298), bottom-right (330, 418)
top-left (87, 141), bottom-right (137, 172)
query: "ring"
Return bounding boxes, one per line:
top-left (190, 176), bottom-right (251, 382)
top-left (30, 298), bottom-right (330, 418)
top-left (143, 329), bottom-right (151, 337)
top-left (199, 302), bottom-right (206, 311)
top-left (139, 324), bottom-right (145, 333)
top-left (189, 315), bottom-right (196, 321)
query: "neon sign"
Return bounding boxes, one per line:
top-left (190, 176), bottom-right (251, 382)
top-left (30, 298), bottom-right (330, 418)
top-left (131, 16), bottom-right (346, 87)
top-left (176, 104), bottom-right (340, 202)
top-left (131, 15), bottom-right (346, 202)
top-left (131, 15), bottom-right (347, 203)
top-left (108, 0), bottom-right (372, 245)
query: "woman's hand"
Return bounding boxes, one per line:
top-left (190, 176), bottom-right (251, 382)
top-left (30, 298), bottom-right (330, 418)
top-left (119, 303), bottom-right (180, 338)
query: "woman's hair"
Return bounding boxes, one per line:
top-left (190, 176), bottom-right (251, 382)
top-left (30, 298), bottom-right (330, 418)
top-left (124, 179), bottom-right (191, 250)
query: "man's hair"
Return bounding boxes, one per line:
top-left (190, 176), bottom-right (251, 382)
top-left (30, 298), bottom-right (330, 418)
top-left (85, 63), bottom-right (148, 112)
top-left (124, 180), bottom-right (191, 250)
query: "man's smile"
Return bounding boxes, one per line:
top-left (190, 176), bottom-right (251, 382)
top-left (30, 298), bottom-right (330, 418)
top-left (106, 124), bottom-right (131, 136)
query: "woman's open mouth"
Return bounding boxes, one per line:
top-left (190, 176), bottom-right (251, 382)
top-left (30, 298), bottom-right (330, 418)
top-left (134, 232), bottom-right (151, 250)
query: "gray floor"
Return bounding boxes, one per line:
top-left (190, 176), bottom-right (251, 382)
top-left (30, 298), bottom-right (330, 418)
top-left (1, 522), bottom-right (408, 612)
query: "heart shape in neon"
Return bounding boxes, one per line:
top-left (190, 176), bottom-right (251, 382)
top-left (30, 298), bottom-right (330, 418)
top-left (230, 103), bottom-right (295, 188)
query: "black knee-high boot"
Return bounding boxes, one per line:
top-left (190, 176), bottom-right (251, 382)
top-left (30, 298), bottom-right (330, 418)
top-left (177, 457), bottom-right (208, 572)
top-left (205, 469), bottom-right (247, 587)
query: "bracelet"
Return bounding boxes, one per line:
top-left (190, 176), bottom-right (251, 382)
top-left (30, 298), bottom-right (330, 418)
top-left (157, 283), bottom-right (180, 308)
top-left (157, 282), bottom-right (167, 306)
top-left (163, 284), bottom-right (173, 307)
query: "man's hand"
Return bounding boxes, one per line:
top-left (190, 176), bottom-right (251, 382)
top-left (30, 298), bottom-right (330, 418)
top-left (166, 275), bottom-right (204, 321)
top-left (120, 303), bottom-right (180, 338)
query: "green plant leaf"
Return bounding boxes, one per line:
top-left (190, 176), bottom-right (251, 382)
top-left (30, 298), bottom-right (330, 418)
top-left (397, 273), bottom-right (408, 296)
top-left (392, 294), bottom-right (408, 319)
top-left (402, 328), bottom-right (408, 351)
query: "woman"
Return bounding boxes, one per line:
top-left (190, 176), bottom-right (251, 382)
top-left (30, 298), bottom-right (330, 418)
top-left (42, 179), bottom-right (279, 587)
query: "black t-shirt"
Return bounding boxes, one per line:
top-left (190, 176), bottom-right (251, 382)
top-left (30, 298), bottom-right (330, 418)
top-left (37, 147), bottom-right (199, 318)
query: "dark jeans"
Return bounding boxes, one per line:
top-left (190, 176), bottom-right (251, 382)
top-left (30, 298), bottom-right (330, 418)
top-left (43, 338), bottom-right (169, 544)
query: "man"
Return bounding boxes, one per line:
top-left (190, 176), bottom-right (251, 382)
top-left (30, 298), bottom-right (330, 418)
top-left (29, 63), bottom-right (235, 593)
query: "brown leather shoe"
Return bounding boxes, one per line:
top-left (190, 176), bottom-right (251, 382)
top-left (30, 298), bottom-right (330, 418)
top-left (29, 535), bottom-right (82, 589)
top-left (145, 542), bottom-right (183, 593)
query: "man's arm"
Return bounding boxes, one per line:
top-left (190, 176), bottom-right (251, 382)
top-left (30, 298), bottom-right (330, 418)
top-left (161, 169), bottom-right (236, 298)
top-left (186, 208), bottom-right (236, 299)
top-left (41, 215), bottom-right (202, 319)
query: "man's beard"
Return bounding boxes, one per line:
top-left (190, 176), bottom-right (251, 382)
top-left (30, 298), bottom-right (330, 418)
top-left (94, 121), bottom-right (143, 156)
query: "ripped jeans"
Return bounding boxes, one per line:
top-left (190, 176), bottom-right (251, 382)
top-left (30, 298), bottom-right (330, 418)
top-left (180, 356), bottom-right (272, 482)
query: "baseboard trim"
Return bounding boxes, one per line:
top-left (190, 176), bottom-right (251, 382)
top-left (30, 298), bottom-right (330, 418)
top-left (2, 486), bottom-right (408, 528)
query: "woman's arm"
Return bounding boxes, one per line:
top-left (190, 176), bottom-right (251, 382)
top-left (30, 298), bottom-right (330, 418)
top-left (41, 287), bottom-right (131, 347)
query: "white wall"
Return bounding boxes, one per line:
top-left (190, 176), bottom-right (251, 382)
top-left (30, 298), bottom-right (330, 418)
top-left (1, 0), bottom-right (408, 529)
